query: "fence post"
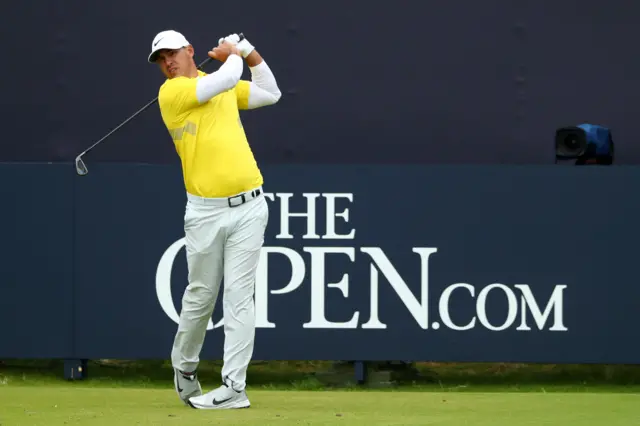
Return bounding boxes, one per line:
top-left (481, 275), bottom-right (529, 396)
top-left (64, 359), bottom-right (88, 380)
top-left (354, 361), bottom-right (367, 384)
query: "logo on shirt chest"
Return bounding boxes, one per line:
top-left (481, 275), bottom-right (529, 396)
top-left (168, 121), bottom-right (197, 141)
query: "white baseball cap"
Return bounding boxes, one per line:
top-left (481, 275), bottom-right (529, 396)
top-left (148, 30), bottom-right (191, 63)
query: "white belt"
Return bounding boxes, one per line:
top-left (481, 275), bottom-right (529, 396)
top-left (187, 186), bottom-right (263, 207)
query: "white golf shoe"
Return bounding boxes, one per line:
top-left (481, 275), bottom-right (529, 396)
top-left (187, 383), bottom-right (250, 410)
top-left (174, 368), bottom-right (202, 405)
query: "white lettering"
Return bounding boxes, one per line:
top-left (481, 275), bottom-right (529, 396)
top-left (323, 193), bottom-right (355, 239)
top-left (255, 247), bottom-right (307, 328)
top-left (439, 283), bottom-right (476, 331)
top-left (516, 284), bottom-right (568, 331)
top-left (267, 193), bottom-right (320, 239)
top-left (476, 284), bottom-right (518, 331)
top-left (302, 247), bottom-right (359, 328)
top-left (156, 235), bottom-right (568, 334)
top-left (263, 247), bottom-right (306, 295)
top-left (361, 247), bottom-right (438, 329)
top-left (361, 265), bottom-right (386, 329)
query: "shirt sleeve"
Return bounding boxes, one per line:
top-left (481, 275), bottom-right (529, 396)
top-left (234, 80), bottom-right (252, 110)
top-left (158, 77), bottom-right (200, 123)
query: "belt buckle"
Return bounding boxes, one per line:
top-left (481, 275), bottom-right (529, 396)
top-left (227, 188), bottom-right (261, 208)
top-left (228, 193), bottom-right (246, 208)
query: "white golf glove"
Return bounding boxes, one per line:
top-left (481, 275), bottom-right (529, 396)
top-left (218, 33), bottom-right (255, 58)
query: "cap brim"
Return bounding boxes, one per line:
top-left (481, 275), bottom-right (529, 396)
top-left (148, 42), bottom-right (188, 63)
top-left (148, 50), bottom-right (161, 63)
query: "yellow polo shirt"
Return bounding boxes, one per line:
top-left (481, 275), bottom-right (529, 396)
top-left (158, 70), bottom-right (263, 198)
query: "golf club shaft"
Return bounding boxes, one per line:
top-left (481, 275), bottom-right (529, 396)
top-left (78, 57), bottom-right (213, 157)
top-left (78, 33), bottom-right (244, 159)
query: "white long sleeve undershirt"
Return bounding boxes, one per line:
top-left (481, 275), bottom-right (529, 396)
top-left (195, 54), bottom-right (243, 103)
top-left (246, 60), bottom-right (282, 108)
top-left (195, 55), bottom-right (282, 108)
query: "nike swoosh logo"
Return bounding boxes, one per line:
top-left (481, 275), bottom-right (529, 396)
top-left (212, 397), bottom-right (233, 406)
top-left (177, 385), bottom-right (183, 392)
top-left (154, 37), bottom-right (164, 47)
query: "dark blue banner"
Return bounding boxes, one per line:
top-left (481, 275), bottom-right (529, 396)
top-left (1, 163), bottom-right (639, 364)
top-left (4, 0), bottom-right (640, 164)
top-left (0, 164), bottom-right (75, 358)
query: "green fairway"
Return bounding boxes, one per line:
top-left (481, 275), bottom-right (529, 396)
top-left (1, 360), bottom-right (639, 425)
top-left (1, 386), bottom-right (638, 426)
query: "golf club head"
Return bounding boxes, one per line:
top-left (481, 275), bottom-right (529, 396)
top-left (75, 155), bottom-right (88, 176)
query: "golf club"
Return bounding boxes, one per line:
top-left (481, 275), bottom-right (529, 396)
top-left (75, 33), bottom-right (245, 176)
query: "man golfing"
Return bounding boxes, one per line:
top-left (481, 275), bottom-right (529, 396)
top-left (148, 29), bottom-right (281, 410)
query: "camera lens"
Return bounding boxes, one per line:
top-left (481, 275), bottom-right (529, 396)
top-left (564, 136), bottom-right (579, 149)
top-left (555, 127), bottom-right (587, 158)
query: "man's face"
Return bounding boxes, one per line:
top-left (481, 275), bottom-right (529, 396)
top-left (155, 46), bottom-right (195, 79)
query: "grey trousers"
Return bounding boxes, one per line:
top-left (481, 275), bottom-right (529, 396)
top-left (171, 188), bottom-right (268, 391)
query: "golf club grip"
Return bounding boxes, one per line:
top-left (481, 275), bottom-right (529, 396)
top-left (197, 33), bottom-right (245, 69)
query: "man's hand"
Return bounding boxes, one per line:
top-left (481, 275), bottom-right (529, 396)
top-left (218, 33), bottom-right (255, 58)
top-left (208, 41), bottom-right (241, 62)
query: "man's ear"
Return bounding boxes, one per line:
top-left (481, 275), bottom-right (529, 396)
top-left (186, 45), bottom-right (195, 58)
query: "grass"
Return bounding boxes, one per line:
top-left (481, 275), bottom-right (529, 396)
top-left (0, 360), bottom-right (639, 425)
top-left (2, 387), bottom-right (639, 425)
